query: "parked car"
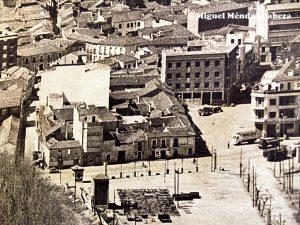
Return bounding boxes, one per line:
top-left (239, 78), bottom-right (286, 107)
top-left (232, 131), bottom-right (259, 145)
top-left (258, 137), bottom-right (280, 149)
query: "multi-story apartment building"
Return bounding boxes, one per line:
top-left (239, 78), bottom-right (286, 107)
top-left (254, 2), bottom-right (300, 66)
top-left (0, 28), bottom-right (18, 77)
top-left (187, 1), bottom-right (248, 35)
top-left (161, 40), bottom-right (238, 105)
top-left (251, 58), bottom-right (300, 137)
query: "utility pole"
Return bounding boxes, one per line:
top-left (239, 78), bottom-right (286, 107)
top-left (211, 147), bottom-right (214, 172)
top-left (177, 170), bottom-right (180, 208)
top-left (148, 157), bottom-right (151, 176)
top-left (291, 156), bottom-right (294, 193)
top-left (252, 166), bottom-right (255, 207)
top-left (288, 158), bottom-right (291, 193)
top-left (240, 147), bottom-right (243, 178)
top-left (112, 190), bottom-right (115, 225)
top-left (214, 150), bottom-right (217, 172)
top-left (174, 163), bottom-right (176, 197)
top-left (273, 147), bottom-right (277, 177)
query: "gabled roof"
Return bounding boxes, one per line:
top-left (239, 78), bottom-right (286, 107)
top-left (47, 138), bottom-right (81, 149)
top-left (112, 10), bottom-right (144, 23)
top-left (189, 1), bottom-right (247, 14)
top-left (0, 88), bottom-right (23, 109)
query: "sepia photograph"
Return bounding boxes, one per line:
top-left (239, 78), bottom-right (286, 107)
top-left (0, 0), bottom-right (299, 224)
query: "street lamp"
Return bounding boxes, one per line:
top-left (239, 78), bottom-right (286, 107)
top-left (280, 113), bottom-right (287, 138)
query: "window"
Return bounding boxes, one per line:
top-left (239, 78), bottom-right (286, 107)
top-left (185, 83), bottom-right (190, 88)
top-left (231, 39), bottom-right (235, 44)
top-left (195, 83), bottom-right (200, 88)
top-left (255, 110), bottom-right (264, 119)
top-left (161, 140), bottom-right (166, 148)
top-left (205, 61), bottom-right (210, 67)
top-left (25, 58), bottom-right (29, 64)
top-left (138, 142), bottom-right (142, 151)
top-left (195, 72), bottom-right (200, 78)
top-left (167, 62), bottom-right (172, 68)
top-left (47, 55), bottom-right (51, 61)
top-left (40, 56), bottom-right (43, 62)
top-left (269, 112), bottom-right (276, 118)
top-left (84, 117), bottom-right (87, 121)
top-left (167, 73), bottom-right (172, 79)
top-left (269, 99), bottom-right (277, 105)
top-left (186, 62), bottom-right (191, 67)
top-left (287, 82), bottom-right (291, 90)
top-left (195, 61), bottom-right (200, 67)
top-left (185, 73), bottom-right (190, 78)
top-left (173, 138), bottom-right (179, 147)
top-left (204, 72), bottom-right (209, 77)
top-left (204, 82), bottom-right (209, 88)
top-left (59, 53), bottom-right (62, 58)
top-left (188, 148), bottom-right (193, 155)
top-left (137, 22), bottom-right (140, 27)
top-left (261, 55), bottom-right (266, 62)
top-left (214, 72), bottom-right (220, 77)
top-left (261, 46), bottom-right (266, 53)
top-left (238, 39), bottom-right (242, 45)
top-left (32, 57), bottom-right (36, 63)
top-left (215, 60), bottom-right (220, 66)
top-left (176, 83), bottom-right (181, 89)
top-left (3, 45), bottom-right (7, 50)
top-left (119, 24), bottom-right (122, 29)
top-left (2, 54), bottom-right (6, 59)
top-left (152, 140), bottom-right (157, 148)
top-left (214, 82), bottom-right (220, 88)
top-left (131, 23), bottom-right (134, 27)
top-left (176, 73), bottom-right (181, 78)
top-left (92, 116), bottom-right (96, 122)
top-left (176, 62), bottom-right (181, 68)
top-left (127, 23), bottom-right (130, 28)
top-left (106, 154), bottom-right (111, 162)
top-left (280, 109), bottom-right (295, 118)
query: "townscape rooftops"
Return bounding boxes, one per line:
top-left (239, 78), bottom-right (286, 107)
top-left (76, 104), bottom-right (116, 121)
top-left (18, 42), bottom-right (62, 56)
top-left (163, 40), bottom-right (237, 56)
top-left (142, 36), bottom-right (191, 47)
top-left (138, 24), bottom-right (195, 38)
top-left (189, 1), bottom-right (247, 14)
top-left (272, 59), bottom-right (300, 82)
top-left (47, 138), bottom-right (81, 149)
top-left (1, 66), bottom-right (35, 81)
top-left (267, 2), bottom-right (300, 12)
top-left (0, 27), bottom-right (18, 38)
top-left (0, 116), bottom-right (20, 153)
top-left (112, 54), bottom-right (138, 63)
top-left (53, 106), bottom-right (74, 122)
top-left (69, 30), bottom-right (149, 46)
top-left (0, 89), bottom-right (23, 109)
top-left (112, 10), bottom-right (144, 23)
top-left (110, 75), bottom-right (159, 87)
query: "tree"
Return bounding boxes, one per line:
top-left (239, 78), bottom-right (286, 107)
top-left (0, 153), bottom-right (79, 225)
